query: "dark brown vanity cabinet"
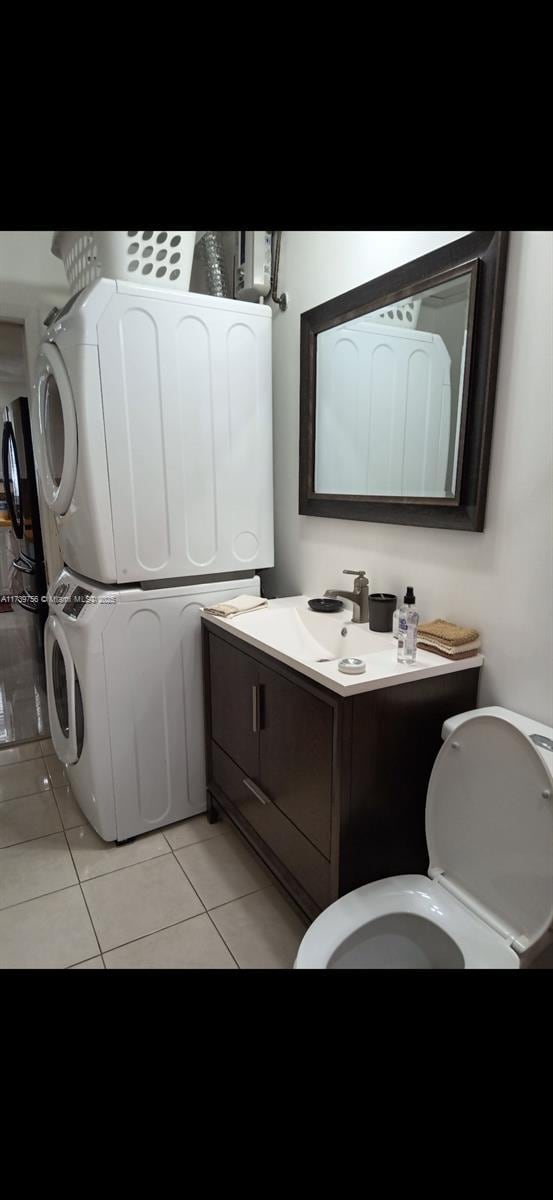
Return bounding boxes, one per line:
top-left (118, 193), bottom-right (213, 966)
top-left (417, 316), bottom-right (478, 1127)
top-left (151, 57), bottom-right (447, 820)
top-left (202, 622), bottom-right (480, 921)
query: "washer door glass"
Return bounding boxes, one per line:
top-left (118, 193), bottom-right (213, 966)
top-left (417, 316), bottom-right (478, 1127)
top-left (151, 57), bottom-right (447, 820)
top-left (35, 343), bottom-right (78, 515)
top-left (44, 374), bottom-right (65, 488)
top-left (75, 669), bottom-right (84, 760)
top-left (54, 646), bottom-right (84, 757)
top-left (45, 616), bottom-right (80, 763)
top-left (52, 640), bottom-right (70, 737)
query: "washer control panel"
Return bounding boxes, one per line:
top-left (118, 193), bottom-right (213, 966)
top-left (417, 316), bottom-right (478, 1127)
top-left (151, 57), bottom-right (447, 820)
top-left (62, 587), bottom-right (93, 619)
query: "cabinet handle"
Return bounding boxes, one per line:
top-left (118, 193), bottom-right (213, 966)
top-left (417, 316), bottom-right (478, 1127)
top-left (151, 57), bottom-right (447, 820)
top-left (242, 777), bottom-right (272, 806)
top-left (252, 685), bottom-right (258, 734)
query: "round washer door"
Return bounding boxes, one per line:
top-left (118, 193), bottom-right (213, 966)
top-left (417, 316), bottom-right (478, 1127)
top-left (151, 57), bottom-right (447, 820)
top-left (45, 615), bottom-right (80, 763)
top-left (426, 714), bottom-right (553, 951)
top-left (35, 342), bottom-right (78, 515)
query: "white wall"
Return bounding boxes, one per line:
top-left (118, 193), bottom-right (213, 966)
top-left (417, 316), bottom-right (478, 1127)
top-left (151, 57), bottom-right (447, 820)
top-left (0, 231), bottom-right (68, 306)
top-left (266, 230), bottom-right (553, 725)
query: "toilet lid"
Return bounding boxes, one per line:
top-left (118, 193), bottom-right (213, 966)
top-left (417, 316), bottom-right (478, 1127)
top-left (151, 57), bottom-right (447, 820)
top-left (426, 714), bottom-right (553, 950)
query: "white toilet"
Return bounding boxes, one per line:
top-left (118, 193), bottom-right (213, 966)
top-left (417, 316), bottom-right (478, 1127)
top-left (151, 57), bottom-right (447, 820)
top-left (295, 707), bottom-right (553, 969)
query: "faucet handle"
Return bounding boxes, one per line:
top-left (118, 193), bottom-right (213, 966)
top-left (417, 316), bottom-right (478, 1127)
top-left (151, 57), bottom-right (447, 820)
top-left (343, 569), bottom-right (367, 579)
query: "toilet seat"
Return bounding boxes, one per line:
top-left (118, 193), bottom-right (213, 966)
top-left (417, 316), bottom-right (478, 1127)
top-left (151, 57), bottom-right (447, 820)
top-left (295, 708), bottom-right (553, 969)
top-left (426, 713), bottom-right (553, 953)
top-left (295, 875), bottom-right (520, 968)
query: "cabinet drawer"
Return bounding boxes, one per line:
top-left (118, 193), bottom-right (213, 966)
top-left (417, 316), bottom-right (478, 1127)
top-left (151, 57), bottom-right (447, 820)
top-left (211, 742), bottom-right (331, 910)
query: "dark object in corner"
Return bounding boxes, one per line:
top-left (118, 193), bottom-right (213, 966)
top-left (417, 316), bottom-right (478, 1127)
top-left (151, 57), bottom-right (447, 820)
top-left (308, 597), bottom-right (344, 613)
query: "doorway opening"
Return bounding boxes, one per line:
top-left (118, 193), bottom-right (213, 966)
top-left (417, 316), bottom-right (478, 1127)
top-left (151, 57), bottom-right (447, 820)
top-left (0, 319), bottom-right (49, 746)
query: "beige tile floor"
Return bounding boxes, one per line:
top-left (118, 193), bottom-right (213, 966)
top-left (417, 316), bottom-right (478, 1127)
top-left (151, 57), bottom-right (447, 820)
top-left (0, 600), bottom-right (49, 744)
top-left (0, 742), bottom-right (308, 970)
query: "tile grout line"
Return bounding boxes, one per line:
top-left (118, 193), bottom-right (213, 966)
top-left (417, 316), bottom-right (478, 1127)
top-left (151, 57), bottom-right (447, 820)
top-left (204, 909), bottom-right (242, 969)
top-left (0, 754), bottom-right (47, 767)
top-left (0, 795), bottom-right (64, 851)
top-left (165, 825), bottom-right (277, 914)
top-left (49, 792), bottom-right (178, 884)
top-left (69, 839), bottom-right (172, 882)
top-left (101, 913), bottom-right (217, 960)
top-left (0, 742), bottom-right (46, 761)
top-left (2, 796), bottom-right (264, 896)
top-left (86, 835), bottom-right (268, 962)
top-left (64, 834), bottom-right (207, 960)
top-left (62, 828), bottom-right (103, 961)
top-left (62, 824), bottom-right (246, 961)
top-left (0, 753), bottom-right (69, 800)
top-left (100, 908), bottom-right (239, 963)
top-left (206, 881), bottom-right (276, 913)
top-left (0, 785), bottom-right (54, 805)
top-left (168, 839), bottom-right (288, 966)
top-left (0, 757), bottom-right (69, 848)
top-left (2, 791), bottom-right (224, 864)
top-left (169, 835), bottom-right (270, 912)
top-left (66, 955), bottom-right (104, 969)
top-left (167, 842), bottom-right (243, 968)
top-left (166, 844), bottom-right (208, 912)
top-left (2, 787), bottom-right (297, 965)
top-left (0, 879), bottom-right (83, 915)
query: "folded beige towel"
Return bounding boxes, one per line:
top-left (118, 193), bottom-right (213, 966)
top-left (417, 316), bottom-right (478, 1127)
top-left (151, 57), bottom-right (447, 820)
top-left (417, 635), bottom-right (481, 656)
top-left (417, 618), bottom-right (479, 646)
top-left (417, 641), bottom-right (480, 661)
top-left (203, 595), bottom-right (269, 619)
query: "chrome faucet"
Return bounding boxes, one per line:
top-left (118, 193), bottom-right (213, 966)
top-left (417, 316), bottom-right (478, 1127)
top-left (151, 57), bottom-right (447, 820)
top-left (325, 570), bottom-right (369, 624)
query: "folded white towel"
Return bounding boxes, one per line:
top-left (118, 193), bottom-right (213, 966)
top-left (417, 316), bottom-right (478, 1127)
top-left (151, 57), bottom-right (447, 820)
top-left (203, 595), bottom-right (269, 619)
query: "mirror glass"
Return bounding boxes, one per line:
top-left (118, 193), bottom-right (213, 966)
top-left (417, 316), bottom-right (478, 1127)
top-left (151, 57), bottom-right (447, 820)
top-left (314, 271), bottom-right (473, 498)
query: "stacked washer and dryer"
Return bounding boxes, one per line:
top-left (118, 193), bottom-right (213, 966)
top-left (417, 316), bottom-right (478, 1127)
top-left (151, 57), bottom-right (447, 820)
top-left (33, 261), bottom-right (273, 842)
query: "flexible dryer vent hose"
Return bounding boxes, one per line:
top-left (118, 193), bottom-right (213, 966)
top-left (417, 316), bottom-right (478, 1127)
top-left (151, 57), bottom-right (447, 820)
top-left (200, 231), bottom-right (230, 298)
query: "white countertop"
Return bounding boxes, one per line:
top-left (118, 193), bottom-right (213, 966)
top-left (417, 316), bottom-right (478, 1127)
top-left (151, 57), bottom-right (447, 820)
top-left (202, 595), bottom-right (484, 697)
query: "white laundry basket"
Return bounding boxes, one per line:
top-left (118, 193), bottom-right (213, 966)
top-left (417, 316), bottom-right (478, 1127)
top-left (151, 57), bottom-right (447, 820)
top-left (51, 230), bottom-right (196, 295)
top-left (368, 296), bottom-right (422, 328)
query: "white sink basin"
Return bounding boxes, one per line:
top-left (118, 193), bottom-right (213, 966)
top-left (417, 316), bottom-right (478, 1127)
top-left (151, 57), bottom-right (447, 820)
top-left (245, 605), bottom-right (390, 662)
top-left (202, 595), bottom-right (484, 697)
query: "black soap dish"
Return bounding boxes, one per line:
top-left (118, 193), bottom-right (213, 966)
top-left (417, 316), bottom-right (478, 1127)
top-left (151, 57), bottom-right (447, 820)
top-left (308, 597), bottom-right (344, 613)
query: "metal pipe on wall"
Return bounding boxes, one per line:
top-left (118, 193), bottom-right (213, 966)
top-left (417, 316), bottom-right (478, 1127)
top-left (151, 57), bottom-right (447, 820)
top-left (199, 231), bottom-right (231, 298)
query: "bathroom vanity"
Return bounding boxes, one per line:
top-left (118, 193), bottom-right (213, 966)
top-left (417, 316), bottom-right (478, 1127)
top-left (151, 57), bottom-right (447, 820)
top-left (202, 599), bottom-right (482, 921)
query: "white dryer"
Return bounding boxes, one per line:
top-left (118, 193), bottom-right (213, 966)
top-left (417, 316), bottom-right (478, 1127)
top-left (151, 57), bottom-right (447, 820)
top-left (45, 567), bottom-right (260, 842)
top-left (33, 279), bottom-right (274, 585)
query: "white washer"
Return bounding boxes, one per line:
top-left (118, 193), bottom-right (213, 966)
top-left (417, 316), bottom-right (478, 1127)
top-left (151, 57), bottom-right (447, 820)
top-left (45, 567), bottom-right (260, 842)
top-left (33, 279), bottom-right (273, 584)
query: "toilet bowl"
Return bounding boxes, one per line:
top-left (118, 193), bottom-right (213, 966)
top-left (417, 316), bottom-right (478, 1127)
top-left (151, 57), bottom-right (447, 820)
top-left (295, 707), bottom-right (553, 969)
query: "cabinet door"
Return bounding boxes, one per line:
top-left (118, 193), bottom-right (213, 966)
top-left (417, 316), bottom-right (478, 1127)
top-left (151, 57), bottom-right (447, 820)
top-left (209, 635), bottom-right (259, 779)
top-left (258, 665), bottom-right (333, 859)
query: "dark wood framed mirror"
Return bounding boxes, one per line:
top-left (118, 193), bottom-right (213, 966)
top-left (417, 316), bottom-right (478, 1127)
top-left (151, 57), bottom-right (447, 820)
top-left (299, 231), bottom-right (509, 531)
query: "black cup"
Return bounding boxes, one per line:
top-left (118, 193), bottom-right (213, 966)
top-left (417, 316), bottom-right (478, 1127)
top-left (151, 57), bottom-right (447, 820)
top-left (368, 593), bottom-right (397, 632)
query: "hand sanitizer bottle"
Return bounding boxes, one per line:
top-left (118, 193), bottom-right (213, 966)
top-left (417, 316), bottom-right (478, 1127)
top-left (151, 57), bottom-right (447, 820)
top-left (393, 587), bottom-right (415, 639)
top-left (397, 587), bottom-right (419, 663)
